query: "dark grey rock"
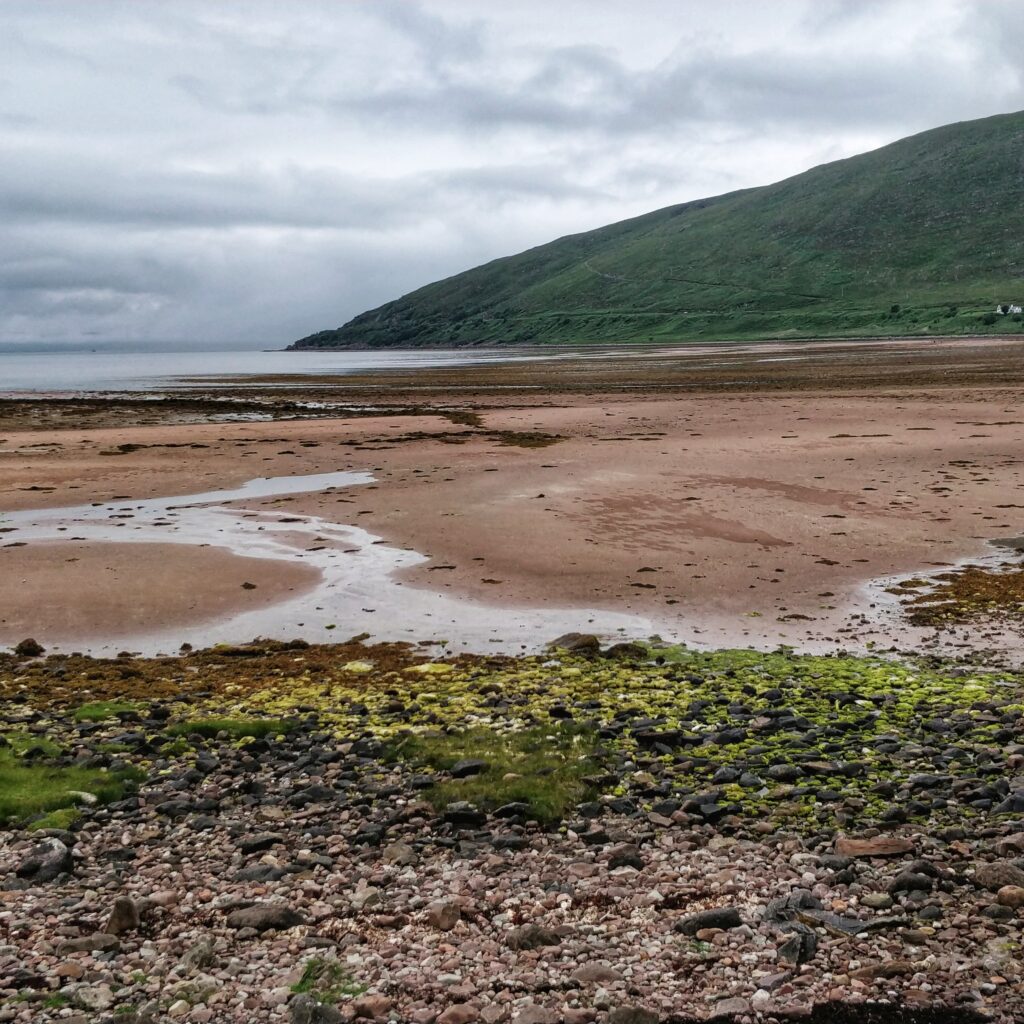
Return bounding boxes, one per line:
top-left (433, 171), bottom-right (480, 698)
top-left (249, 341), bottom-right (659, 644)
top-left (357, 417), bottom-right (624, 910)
top-left (493, 802), bottom-right (532, 819)
top-left (14, 638), bottom-right (44, 657)
top-left (507, 923), bottom-right (562, 950)
top-left (15, 838), bottom-right (72, 883)
top-left (777, 922), bottom-right (817, 964)
top-left (490, 835), bottom-right (529, 850)
top-left (237, 832), bottom-right (285, 855)
top-left (608, 1009), bottom-right (659, 1024)
top-left (675, 907), bottom-right (742, 935)
top-left (235, 865), bottom-right (287, 882)
top-left (888, 871), bottom-right (934, 894)
top-left (451, 759), bottom-right (489, 779)
top-left (225, 903), bottom-right (306, 932)
top-left (548, 632), bottom-right (600, 653)
top-left (442, 801), bottom-right (486, 826)
top-left (290, 993), bottom-right (344, 1024)
top-left (763, 889), bottom-right (822, 923)
top-left (714, 728), bottom-right (748, 746)
top-left (607, 844), bottom-right (644, 870)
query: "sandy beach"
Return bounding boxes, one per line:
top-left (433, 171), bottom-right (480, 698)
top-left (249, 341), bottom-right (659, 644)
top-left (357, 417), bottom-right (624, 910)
top-left (3, 337), bottom-right (1024, 658)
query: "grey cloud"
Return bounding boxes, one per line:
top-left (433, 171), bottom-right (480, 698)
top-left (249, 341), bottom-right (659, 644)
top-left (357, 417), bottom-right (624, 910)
top-left (328, 32), bottom-right (1009, 139)
top-left (1, 152), bottom-right (599, 235)
top-left (0, 160), bottom-right (406, 230)
top-left (0, 246), bottom-right (193, 298)
top-left (799, 0), bottom-right (897, 30)
top-left (430, 165), bottom-right (607, 204)
top-left (0, 232), bottom-right (194, 339)
top-left (961, 0), bottom-right (1024, 76)
top-left (373, 0), bottom-right (484, 67)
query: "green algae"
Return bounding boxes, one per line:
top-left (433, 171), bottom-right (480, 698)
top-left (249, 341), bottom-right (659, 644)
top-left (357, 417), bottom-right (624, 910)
top-left (72, 700), bottom-right (140, 722)
top-left (165, 716), bottom-right (296, 740)
top-left (1, 732), bottom-right (61, 757)
top-left (26, 806), bottom-right (81, 831)
top-left (203, 645), bottom-right (1023, 830)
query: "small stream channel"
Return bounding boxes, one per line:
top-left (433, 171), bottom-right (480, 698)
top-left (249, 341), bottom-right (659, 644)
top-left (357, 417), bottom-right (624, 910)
top-left (2, 470), bottom-right (655, 656)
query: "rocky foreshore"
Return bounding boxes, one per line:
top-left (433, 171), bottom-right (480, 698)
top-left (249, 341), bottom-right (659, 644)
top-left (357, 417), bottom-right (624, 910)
top-left (2, 637), bottom-right (1023, 1023)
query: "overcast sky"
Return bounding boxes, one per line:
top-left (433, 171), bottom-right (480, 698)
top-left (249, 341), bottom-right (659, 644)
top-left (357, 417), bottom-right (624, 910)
top-left (3, 0), bottom-right (1024, 348)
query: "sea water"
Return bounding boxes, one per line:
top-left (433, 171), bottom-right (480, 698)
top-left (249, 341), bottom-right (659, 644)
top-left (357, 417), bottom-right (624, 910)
top-left (0, 345), bottom-right (549, 393)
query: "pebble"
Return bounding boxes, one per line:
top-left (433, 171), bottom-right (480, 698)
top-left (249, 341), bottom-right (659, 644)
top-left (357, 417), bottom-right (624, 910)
top-left (996, 885), bottom-right (1024, 909)
top-left (427, 900), bottom-right (462, 930)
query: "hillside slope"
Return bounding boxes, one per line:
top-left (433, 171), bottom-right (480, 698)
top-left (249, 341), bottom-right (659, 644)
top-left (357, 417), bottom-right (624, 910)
top-left (292, 110), bottom-right (1024, 349)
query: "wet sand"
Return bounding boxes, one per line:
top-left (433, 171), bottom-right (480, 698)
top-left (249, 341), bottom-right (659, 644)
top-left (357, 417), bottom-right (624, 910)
top-left (4, 337), bottom-right (1024, 656)
top-left (0, 541), bottom-right (319, 644)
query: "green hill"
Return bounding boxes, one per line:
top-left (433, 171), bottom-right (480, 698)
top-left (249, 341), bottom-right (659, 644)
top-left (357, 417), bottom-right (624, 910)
top-left (292, 110), bottom-right (1024, 349)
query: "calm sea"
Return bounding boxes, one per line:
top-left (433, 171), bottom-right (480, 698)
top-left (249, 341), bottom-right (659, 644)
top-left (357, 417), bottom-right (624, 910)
top-left (0, 346), bottom-right (545, 393)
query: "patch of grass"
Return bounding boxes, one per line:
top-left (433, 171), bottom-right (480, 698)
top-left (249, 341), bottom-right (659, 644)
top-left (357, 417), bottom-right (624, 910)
top-left (0, 749), bottom-right (139, 825)
top-left (290, 957), bottom-right (365, 1003)
top-left (43, 994), bottom-right (70, 1009)
top-left (27, 806), bottom-right (82, 831)
top-left (2, 732), bottom-right (61, 757)
top-left (390, 723), bottom-right (600, 822)
top-left (165, 717), bottom-right (295, 740)
top-left (72, 700), bottom-right (139, 722)
top-left (158, 737), bottom-right (191, 756)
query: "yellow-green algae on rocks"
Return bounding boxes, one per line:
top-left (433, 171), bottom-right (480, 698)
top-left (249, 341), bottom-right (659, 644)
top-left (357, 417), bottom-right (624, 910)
top-left (892, 561), bottom-right (1024, 628)
top-left (5, 640), bottom-right (1020, 832)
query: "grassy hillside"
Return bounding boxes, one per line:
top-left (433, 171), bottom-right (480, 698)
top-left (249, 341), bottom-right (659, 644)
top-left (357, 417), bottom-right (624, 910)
top-left (292, 110), bottom-right (1024, 349)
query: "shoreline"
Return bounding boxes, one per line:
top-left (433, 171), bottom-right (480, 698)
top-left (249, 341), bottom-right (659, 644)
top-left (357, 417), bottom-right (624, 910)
top-left (284, 331), bottom-right (1024, 353)
top-left (5, 334), bottom-right (1024, 398)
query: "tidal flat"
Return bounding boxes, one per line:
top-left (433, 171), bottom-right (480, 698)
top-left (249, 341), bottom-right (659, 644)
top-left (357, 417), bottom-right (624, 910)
top-left (7, 338), bottom-right (1024, 659)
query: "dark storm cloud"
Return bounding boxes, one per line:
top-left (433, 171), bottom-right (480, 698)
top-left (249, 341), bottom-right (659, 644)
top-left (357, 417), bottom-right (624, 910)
top-left (1, 0), bottom-right (1022, 345)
